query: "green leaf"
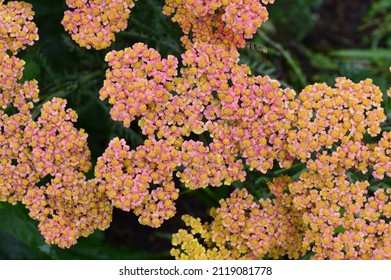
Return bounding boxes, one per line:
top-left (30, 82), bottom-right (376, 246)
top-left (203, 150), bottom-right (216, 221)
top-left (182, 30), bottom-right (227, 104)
top-left (330, 49), bottom-right (391, 60)
top-left (306, 51), bottom-right (338, 70)
top-left (0, 202), bottom-right (157, 259)
top-left (0, 202), bottom-right (59, 259)
top-left (57, 231), bottom-right (157, 260)
top-left (0, 231), bottom-right (49, 259)
top-left (334, 225), bottom-right (345, 235)
top-left (21, 56), bottom-right (41, 81)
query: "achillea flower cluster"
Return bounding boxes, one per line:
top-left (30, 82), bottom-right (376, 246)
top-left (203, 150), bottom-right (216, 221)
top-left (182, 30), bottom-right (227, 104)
top-left (0, 1), bottom-right (113, 248)
top-left (99, 43), bottom-right (178, 128)
top-left (0, 4), bottom-right (40, 204)
top-left (20, 98), bottom-right (113, 249)
top-left (23, 174), bottom-right (112, 249)
top-left (287, 78), bottom-right (386, 162)
top-left (288, 170), bottom-right (391, 259)
top-left (171, 73), bottom-right (391, 259)
top-left (173, 166), bottom-right (391, 259)
top-left (372, 131), bottom-right (391, 179)
top-left (0, 111), bottom-right (36, 204)
top-left (98, 37), bottom-right (297, 222)
top-left (0, 52), bottom-right (39, 112)
top-left (0, 95), bottom-right (113, 248)
top-left (2, 0), bottom-right (391, 259)
top-left (95, 137), bottom-right (180, 227)
top-left (98, 4), bottom-right (391, 254)
top-left (171, 177), bottom-right (306, 260)
top-left (0, 0), bottom-right (39, 54)
top-left (62, 0), bottom-right (136, 49)
top-left (163, 0), bottom-right (273, 49)
top-left (23, 98), bottom-right (92, 176)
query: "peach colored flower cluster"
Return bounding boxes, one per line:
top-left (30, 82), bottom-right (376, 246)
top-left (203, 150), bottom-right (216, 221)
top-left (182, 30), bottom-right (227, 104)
top-left (171, 76), bottom-right (391, 259)
top-left (171, 177), bottom-right (306, 260)
top-left (287, 78), bottom-right (386, 162)
top-left (97, 34), bottom-right (300, 224)
top-left (99, 43), bottom-right (179, 128)
top-left (95, 137), bottom-right (179, 227)
top-left (173, 165), bottom-right (391, 259)
top-left (162, 0), bottom-right (272, 49)
top-left (2, 0), bottom-right (391, 259)
top-left (1, 0), bottom-right (40, 204)
top-left (0, 0), bottom-right (38, 53)
top-left (95, 1), bottom-right (391, 260)
top-left (62, 0), bottom-right (136, 49)
top-left (288, 171), bottom-right (391, 259)
top-left (19, 98), bottom-right (113, 248)
top-left (0, 1), bottom-right (113, 248)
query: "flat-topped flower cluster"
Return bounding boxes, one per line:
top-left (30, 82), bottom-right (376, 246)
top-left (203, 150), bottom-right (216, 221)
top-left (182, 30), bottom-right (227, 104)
top-left (62, 0), bottom-right (136, 49)
top-left (0, 0), bottom-right (38, 53)
top-left (1, 0), bottom-right (391, 259)
top-left (0, 0), bottom-right (112, 248)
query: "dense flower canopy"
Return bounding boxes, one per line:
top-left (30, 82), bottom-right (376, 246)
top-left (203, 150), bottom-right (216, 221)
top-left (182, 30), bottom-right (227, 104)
top-left (0, 0), bottom-right (391, 258)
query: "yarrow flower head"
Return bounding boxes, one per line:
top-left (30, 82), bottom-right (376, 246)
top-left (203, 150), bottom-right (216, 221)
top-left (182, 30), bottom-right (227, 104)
top-left (0, 29), bottom-right (39, 204)
top-left (287, 78), bottom-right (386, 162)
top-left (2, 0), bottom-right (391, 258)
top-left (95, 137), bottom-right (180, 227)
top-left (0, 0), bottom-right (114, 249)
top-left (0, 52), bottom-right (39, 112)
top-left (20, 98), bottom-right (113, 248)
top-left (23, 98), bottom-right (92, 176)
top-left (371, 131), bottom-right (391, 179)
top-left (23, 174), bottom-right (112, 249)
top-left (0, 0), bottom-right (39, 53)
top-left (171, 179), bottom-right (306, 260)
top-left (99, 43), bottom-right (178, 128)
top-left (163, 0), bottom-right (273, 49)
top-left (62, 0), bottom-right (136, 49)
top-left (0, 111), bottom-right (36, 204)
top-left (97, 37), bottom-right (298, 224)
top-left (288, 170), bottom-right (391, 259)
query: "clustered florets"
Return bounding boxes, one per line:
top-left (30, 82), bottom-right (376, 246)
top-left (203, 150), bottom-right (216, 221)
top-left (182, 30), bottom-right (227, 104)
top-left (2, 0), bottom-right (391, 259)
top-left (170, 74), bottom-right (391, 259)
top-left (62, 0), bottom-right (136, 49)
top-left (0, 0), bottom-right (112, 248)
top-left (171, 177), bottom-right (306, 260)
top-left (162, 0), bottom-right (272, 49)
top-left (87, 0), bottom-right (391, 259)
top-left (0, 0), bottom-right (38, 53)
top-left (95, 137), bottom-right (180, 227)
top-left (19, 98), bottom-right (113, 248)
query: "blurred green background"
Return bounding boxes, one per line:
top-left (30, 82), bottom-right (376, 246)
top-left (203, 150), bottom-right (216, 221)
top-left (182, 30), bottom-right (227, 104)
top-left (1, 0), bottom-right (390, 259)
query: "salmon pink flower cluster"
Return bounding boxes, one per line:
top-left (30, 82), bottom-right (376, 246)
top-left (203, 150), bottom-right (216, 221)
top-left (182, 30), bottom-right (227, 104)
top-left (173, 169), bottom-right (391, 259)
top-left (0, 0), bottom-right (38, 54)
top-left (288, 171), bottom-right (391, 259)
top-left (19, 98), bottom-right (113, 248)
top-left (287, 78), bottom-right (386, 162)
top-left (23, 172), bottom-right (112, 249)
top-left (162, 0), bottom-right (272, 49)
top-left (95, 137), bottom-right (180, 227)
top-left (1, 1), bottom-right (39, 204)
top-left (171, 177), bottom-right (306, 260)
top-left (171, 75), bottom-right (391, 259)
top-left (62, 0), bottom-right (136, 49)
top-left (99, 43), bottom-right (179, 128)
top-left (93, 0), bottom-right (391, 259)
top-left (0, 1), bottom-right (113, 248)
top-left (97, 36), bottom-right (299, 222)
top-left (2, 0), bottom-right (391, 259)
